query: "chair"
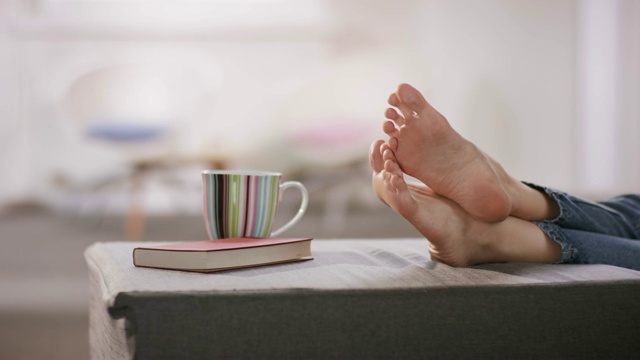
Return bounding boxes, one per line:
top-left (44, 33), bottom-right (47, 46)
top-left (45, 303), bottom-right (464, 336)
top-left (61, 61), bottom-right (218, 239)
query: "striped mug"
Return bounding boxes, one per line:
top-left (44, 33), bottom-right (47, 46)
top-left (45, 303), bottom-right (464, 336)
top-left (202, 170), bottom-right (309, 239)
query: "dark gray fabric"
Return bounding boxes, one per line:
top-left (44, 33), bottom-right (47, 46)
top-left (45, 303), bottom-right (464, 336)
top-left (116, 284), bottom-right (640, 360)
top-left (85, 239), bottom-right (640, 360)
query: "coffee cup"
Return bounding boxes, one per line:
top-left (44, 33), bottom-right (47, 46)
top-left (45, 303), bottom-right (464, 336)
top-left (202, 170), bottom-right (308, 239)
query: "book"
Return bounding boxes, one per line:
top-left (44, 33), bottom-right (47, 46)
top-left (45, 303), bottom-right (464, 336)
top-left (133, 237), bottom-right (313, 272)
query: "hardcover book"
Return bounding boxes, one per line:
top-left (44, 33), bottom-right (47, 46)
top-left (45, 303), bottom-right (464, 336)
top-left (133, 237), bottom-right (313, 272)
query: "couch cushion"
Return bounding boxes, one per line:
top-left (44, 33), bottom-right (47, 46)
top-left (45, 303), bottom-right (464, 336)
top-left (85, 239), bottom-right (640, 359)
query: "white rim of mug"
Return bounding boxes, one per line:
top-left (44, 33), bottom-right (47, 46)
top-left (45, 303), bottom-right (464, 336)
top-left (201, 170), bottom-right (282, 177)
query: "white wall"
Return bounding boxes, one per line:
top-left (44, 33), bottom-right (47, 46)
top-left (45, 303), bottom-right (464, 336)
top-left (412, 0), bottom-right (578, 190)
top-left (576, 0), bottom-right (640, 195)
top-left (0, 0), bottom-right (638, 212)
top-left (0, 2), bottom-right (31, 206)
top-left (618, 0), bottom-right (640, 194)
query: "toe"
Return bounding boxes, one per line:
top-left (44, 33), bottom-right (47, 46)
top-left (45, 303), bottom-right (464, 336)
top-left (385, 108), bottom-right (405, 126)
top-left (387, 93), bottom-right (400, 107)
top-left (383, 156), bottom-right (404, 178)
top-left (382, 148), bottom-right (395, 163)
top-left (388, 136), bottom-right (399, 151)
top-left (397, 83), bottom-right (431, 118)
top-left (369, 139), bottom-right (385, 173)
top-left (380, 142), bottom-right (393, 156)
top-left (384, 108), bottom-right (397, 119)
top-left (382, 120), bottom-right (399, 137)
top-left (384, 169), bottom-right (417, 217)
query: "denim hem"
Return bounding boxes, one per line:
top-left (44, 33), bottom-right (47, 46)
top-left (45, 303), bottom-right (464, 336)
top-left (521, 181), bottom-right (574, 224)
top-left (532, 220), bottom-right (577, 263)
top-left (523, 181), bottom-right (578, 263)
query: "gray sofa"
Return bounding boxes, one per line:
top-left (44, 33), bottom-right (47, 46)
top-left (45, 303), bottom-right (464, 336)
top-left (85, 239), bottom-right (640, 359)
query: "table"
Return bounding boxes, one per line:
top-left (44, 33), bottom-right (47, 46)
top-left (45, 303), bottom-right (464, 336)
top-left (85, 238), bottom-right (640, 359)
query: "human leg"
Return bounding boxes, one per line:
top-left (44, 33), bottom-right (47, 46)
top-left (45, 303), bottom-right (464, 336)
top-left (383, 83), bottom-right (559, 222)
top-left (370, 140), bottom-right (640, 269)
top-left (534, 220), bottom-right (640, 271)
top-left (529, 183), bottom-right (640, 239)
top-left (369, 140), bottom-right (561, 266)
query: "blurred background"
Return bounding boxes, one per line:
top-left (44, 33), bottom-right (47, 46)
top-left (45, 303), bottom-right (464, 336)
top-left (0, 0), bottom-right (638, 358)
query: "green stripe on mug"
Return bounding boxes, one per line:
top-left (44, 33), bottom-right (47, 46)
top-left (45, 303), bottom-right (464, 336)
top-left (202, 170), bottom-right (308, 239)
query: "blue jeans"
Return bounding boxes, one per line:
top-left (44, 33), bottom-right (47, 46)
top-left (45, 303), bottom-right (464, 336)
top-left (527, 183), bottom-right (640, 270)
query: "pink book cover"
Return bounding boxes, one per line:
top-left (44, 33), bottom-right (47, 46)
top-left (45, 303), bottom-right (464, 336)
top-left (134, 237), bottom-right (312, 252)
top-left (132, 237), bottom-right (314, 272)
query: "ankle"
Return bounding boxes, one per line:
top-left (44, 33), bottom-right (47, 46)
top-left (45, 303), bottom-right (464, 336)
top-left (454, 220), bottom-right (497, 265)
top-left (509, 182), bottom-right (560, 221)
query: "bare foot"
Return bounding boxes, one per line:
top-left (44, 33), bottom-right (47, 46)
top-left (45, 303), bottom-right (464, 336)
top-left (368, 140), bottom-right (562, 266)
top-left (370, 139), bottom-right (496, 266)
top-left (383, 83), bottom-right (512, 223)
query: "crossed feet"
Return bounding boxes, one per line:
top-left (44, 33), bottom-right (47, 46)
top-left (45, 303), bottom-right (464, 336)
top-left (370, 139), bottom-right (499, 266)
top-left (371, 83), bottom-right (561, 266)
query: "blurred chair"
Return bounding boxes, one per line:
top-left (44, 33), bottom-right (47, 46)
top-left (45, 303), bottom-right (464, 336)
top-left (62, 61), bottom-right (220, 239)
top-left (284, 117), bottom-right (375, 234)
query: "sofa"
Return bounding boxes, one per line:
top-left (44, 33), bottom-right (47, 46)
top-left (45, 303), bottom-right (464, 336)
top-left (85, 238), bottom-right (640, 359)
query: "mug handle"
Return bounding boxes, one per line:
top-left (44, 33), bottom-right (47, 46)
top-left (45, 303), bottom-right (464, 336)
top-left (270, 181), bottom-right (309, 237)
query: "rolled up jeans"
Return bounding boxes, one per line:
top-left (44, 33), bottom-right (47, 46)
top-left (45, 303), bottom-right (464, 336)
top-left (526, 183), bottom-right (640, 271)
